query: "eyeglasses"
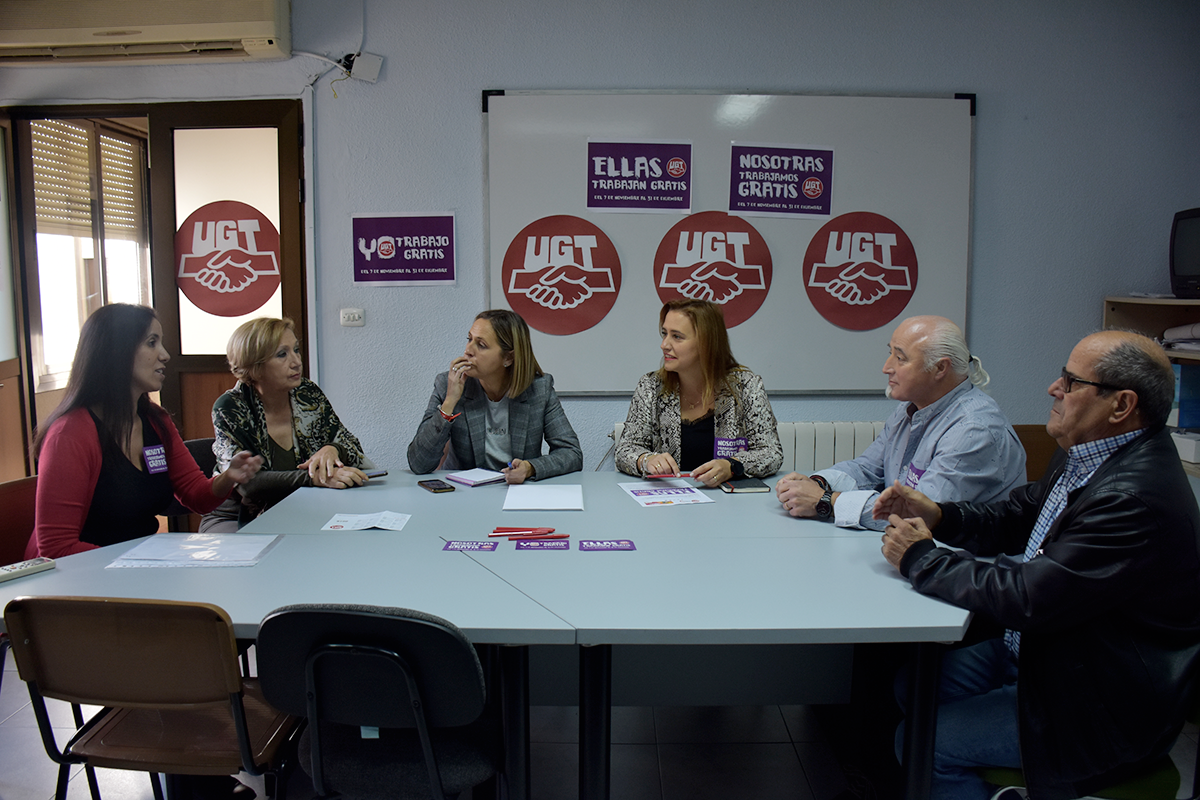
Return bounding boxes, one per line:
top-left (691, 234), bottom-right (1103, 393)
top-left (1060, 367), bottom-right (1123, 394)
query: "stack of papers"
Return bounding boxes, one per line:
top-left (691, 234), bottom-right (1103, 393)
top-left (107, 534), bottom-right (280, 568)
top-left (503, 484), bottom-right (584, 510)
top-left (447, 468), bottom-right (506, 486)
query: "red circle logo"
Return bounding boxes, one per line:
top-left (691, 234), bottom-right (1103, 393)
top-left (652, 211), bottom-right (772, 328)
top-left (502, 216), bottom-right (622, 335)
top-left (802, 211), bottom-right (918, 331)
top-left (666, 158), bottom-right (687, 178)
top-left (802, 177), bottom-right (824, 199)
top-left (175, 201), bottom-right (281, 317)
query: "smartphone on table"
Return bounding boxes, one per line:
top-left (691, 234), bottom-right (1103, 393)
top-left (418, 479), bottom-right (455, 493)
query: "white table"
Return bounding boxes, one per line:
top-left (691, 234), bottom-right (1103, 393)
top-left (241, 471), bottom-right (969, 800)
top-left (4, 471), bottom-right (969, 800)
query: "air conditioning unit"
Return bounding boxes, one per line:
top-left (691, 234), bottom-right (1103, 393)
top-left (0, 0), bottom-right (291, 65)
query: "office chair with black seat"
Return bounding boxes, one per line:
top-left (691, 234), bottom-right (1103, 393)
top-left (164, 438), bottom-right (218, 531)
top-left (0, 474), bottom-right (38, 696)
top-left (3, 596), bottom-right (302, 800)
top-left (256, 604), bottom-right (504, 800)
top-left (977, 687), bottom-right (1200, 800)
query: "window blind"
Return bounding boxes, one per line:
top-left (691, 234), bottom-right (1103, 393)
top-left (29, 119), bottom-right (93, 238)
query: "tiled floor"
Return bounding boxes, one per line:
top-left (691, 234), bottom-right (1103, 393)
top-left (2, 653), bottom-right (1197, 800)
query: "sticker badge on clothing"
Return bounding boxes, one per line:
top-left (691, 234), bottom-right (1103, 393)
top-left (143, 445), bottom-right (168, 474)
top-left (714, 437), bottom-right (748, 459)
top-left (903, 464), bottom-right (926, 489)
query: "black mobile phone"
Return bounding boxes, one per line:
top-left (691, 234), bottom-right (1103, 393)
top-left (418, 479), bottom-right (455, 493)
top-left (364, 468), bottom-right (388, 478)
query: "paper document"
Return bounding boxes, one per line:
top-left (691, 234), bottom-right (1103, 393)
top-left (503, 484), bottom-right (584, 510)
top-left (619, 479), bottom-right (714, 507)
top-left (321, 511), bottom-right (412, 531)
top-left (107, 533), bottom-right (281, 568)
top-left (446, 468), bottom-right (506, 486)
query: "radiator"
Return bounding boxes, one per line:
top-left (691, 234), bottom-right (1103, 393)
top-left (610, 421), bottom-right (884, 475)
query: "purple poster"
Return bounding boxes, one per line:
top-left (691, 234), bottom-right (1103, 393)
top-left (353, 213), bottom-right (456, 286)
top-left (587, 141), bottom-right (692, 213)
top-left (728, 143), bottom-right (833, 217)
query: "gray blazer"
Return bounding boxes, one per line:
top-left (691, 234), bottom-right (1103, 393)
top-left (407, 372), bottom-right (582, 480)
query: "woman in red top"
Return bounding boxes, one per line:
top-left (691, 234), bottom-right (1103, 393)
top-left (28, 304), bottom-right (263, 559)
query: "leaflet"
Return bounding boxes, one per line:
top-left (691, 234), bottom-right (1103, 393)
top-left (321, 511), bottom-right (412, 531)
top-left (618, 479), bottom-right (714, 507)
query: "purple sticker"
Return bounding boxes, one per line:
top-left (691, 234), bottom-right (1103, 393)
top-left (143, 444), bottom-right (168, 474)
top-left (353, 214), bottom-right (455, 285)
top-left (579, 539), bottom-right (637, 551)
top-left (443, 540), bottom-right (499, 551)
top-left (714, 437), bottom-right (748, 459)
top-left (587, 141), bottom-right (692, 212)
top-left (903, 464), bottom-right (926, 489)
top-left (515, 540), bottom-right (570, 551)
top-left (728, 143), bottom-right (833, 217)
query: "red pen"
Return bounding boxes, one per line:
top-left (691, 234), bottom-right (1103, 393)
top-left (646, 473), bottom-right (692, 479)
top-left (490, 527), bottom-right (555, 537)
top-left (508, 532), bottom-right (569, 540)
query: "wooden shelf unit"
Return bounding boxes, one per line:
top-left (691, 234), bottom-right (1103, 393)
top-left (1103, 296), bottom-right (1200, 361)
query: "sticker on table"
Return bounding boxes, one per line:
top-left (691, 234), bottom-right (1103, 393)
top-left (443, 541), bottom-right (499, 552)
top-left (516, 540), bottom-right (570, 551)
top-left (580, 539), bottom-right (637, 551)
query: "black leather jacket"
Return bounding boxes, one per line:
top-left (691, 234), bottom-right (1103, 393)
top-left (900, 426), bottom-right (1200, 799)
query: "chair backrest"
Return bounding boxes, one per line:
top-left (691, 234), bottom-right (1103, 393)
top-left (186, 437), bottom-right (218, 477)
top-left (163, 438), bottom-right (217, 522)
top-left (3, 596), bottom-right (242, 707)
top-left (1013, 424), bottom-right (1061, 482)
top-left (256, 604), bottom-right (486, 729)
top-left (0, 475), bottom-right (37, 565)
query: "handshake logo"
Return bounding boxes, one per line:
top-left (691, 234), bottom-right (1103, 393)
top-left (658, 230), bottom-right (767, 304)
top-left (507, 234), bottom-right (617, 310)
top-left (801, 212), bottom-right (918, 332)
top-left (177, 218), bottom-right (279, 295)
top-left (808, 230), bottom-right (912, 307)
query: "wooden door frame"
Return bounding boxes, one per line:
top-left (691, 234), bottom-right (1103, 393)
top-left (148, 99), bottom-right (306, 421)
top-left (3, 99), bottom-right (305, 450)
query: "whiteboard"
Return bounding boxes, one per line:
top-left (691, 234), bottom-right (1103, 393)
top-left (486, 92), bottom-right (972, 393)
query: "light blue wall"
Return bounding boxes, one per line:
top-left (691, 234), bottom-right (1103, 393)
top-left (3, 0), bottom-right (1199, 471)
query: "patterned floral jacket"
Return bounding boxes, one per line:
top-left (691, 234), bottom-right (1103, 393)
top-left (615, 368), bottom-right (783, 478)
top-left (210, 378), bottom-right (364, 516)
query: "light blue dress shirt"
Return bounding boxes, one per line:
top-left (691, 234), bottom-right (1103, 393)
top-left (815, 379), bottom-right (1027, 530)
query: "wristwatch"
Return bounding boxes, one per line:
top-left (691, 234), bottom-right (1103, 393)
top-left (721, 457), bottom-right (745, 479)
top-left (815, 488), bottom-right (834, 520)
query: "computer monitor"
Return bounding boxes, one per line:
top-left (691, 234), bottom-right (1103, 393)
top-left (1171, 207), bottom-right (1200, 298)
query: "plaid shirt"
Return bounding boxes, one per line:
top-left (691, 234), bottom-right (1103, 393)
top-left (1005, 428), bottom-right (1144, 656)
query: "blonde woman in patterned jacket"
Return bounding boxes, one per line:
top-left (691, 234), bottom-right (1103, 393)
top-left (202, 317), bottom-right (368, 531)
top-left (616, 299), bottom-right (783, 487)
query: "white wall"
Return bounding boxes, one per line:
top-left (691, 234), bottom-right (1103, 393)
top-left (3, 0), bottom-right (1199, 472)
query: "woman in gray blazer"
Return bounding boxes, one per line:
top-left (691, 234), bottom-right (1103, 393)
top-left (407, 309), bottom-right (582, 483)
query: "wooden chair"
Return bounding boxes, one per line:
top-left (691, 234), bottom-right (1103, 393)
top-left (1013, 423), bottom-right (1060, 482)
top-left (0, 474), bottom-right (37, 696)
top-left (3, 596), bottom-right (302, 800)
